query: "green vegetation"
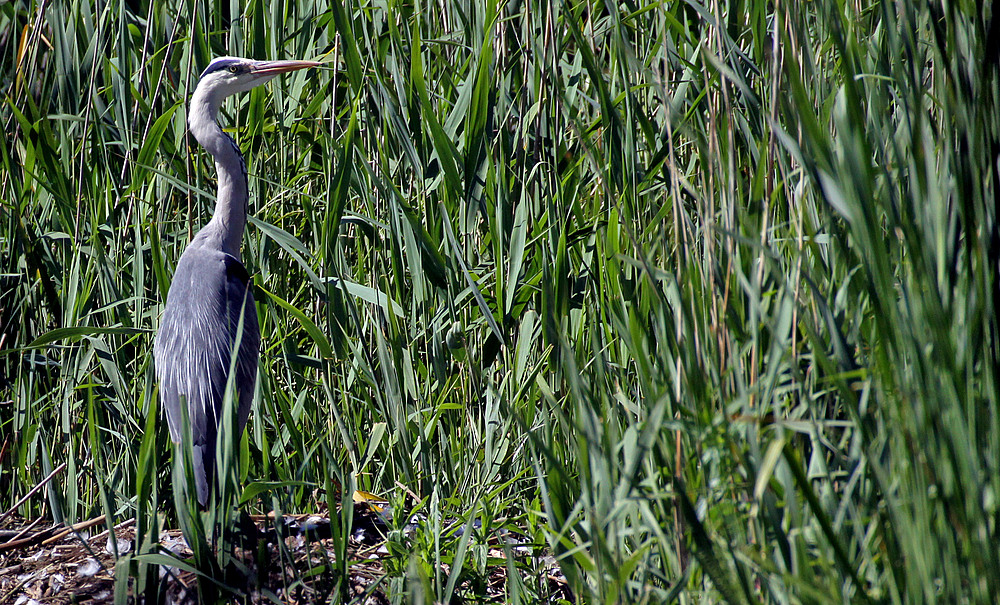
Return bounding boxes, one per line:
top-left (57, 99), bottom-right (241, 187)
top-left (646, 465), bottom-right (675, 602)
top-left (2, 0), bottom-right (998, 602)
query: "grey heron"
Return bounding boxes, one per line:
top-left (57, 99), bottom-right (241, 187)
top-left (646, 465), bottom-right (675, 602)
top-left (154, 57), bottom-right (319, 506)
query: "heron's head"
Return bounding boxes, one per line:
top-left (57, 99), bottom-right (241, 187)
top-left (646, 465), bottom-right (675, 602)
top-left (194, 56), bottom-right (320, 101)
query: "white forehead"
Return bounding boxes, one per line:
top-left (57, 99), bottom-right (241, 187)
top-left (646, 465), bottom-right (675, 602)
top-left (198, 56), bottom-right (248, 79)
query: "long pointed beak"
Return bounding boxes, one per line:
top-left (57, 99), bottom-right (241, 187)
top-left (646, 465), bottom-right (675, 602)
top-left (249, 60), bottom-right (322, 75)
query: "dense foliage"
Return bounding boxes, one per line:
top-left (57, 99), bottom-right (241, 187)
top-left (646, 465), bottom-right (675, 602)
top-left (1, 0), bottom-right (998, 602)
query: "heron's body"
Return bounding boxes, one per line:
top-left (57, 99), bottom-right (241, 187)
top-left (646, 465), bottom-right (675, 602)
top-left (154, 237), bottom-right (259, 505)
top-left (154, 57), bottom-right (318, 506)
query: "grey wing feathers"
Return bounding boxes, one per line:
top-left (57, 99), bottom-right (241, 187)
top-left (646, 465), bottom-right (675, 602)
top-left (227, 255), bottom-right (260, 434)
top-left (153, 247), bottom-right (259, 503)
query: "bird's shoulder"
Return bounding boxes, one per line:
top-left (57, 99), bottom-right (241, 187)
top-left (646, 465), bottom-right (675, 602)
top-left (174, 244), bottom-right (251, 285)
top-left (157, 246), bottom-right (257, 347)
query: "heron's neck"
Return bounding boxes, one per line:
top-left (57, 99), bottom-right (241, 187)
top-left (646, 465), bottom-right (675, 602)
top-left (188, 87), bottom-right (249, 257)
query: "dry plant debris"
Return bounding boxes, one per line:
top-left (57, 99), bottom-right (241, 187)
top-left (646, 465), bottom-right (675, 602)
top-left (0, 505), bottom-right (570, 604)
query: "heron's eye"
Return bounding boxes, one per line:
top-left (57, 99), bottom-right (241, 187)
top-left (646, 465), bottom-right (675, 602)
top-left (228, 65), bottom-right (239, 74)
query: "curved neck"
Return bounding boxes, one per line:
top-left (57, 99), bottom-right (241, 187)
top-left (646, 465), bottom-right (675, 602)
top-left (188, 86), bottom-right (249, 257)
